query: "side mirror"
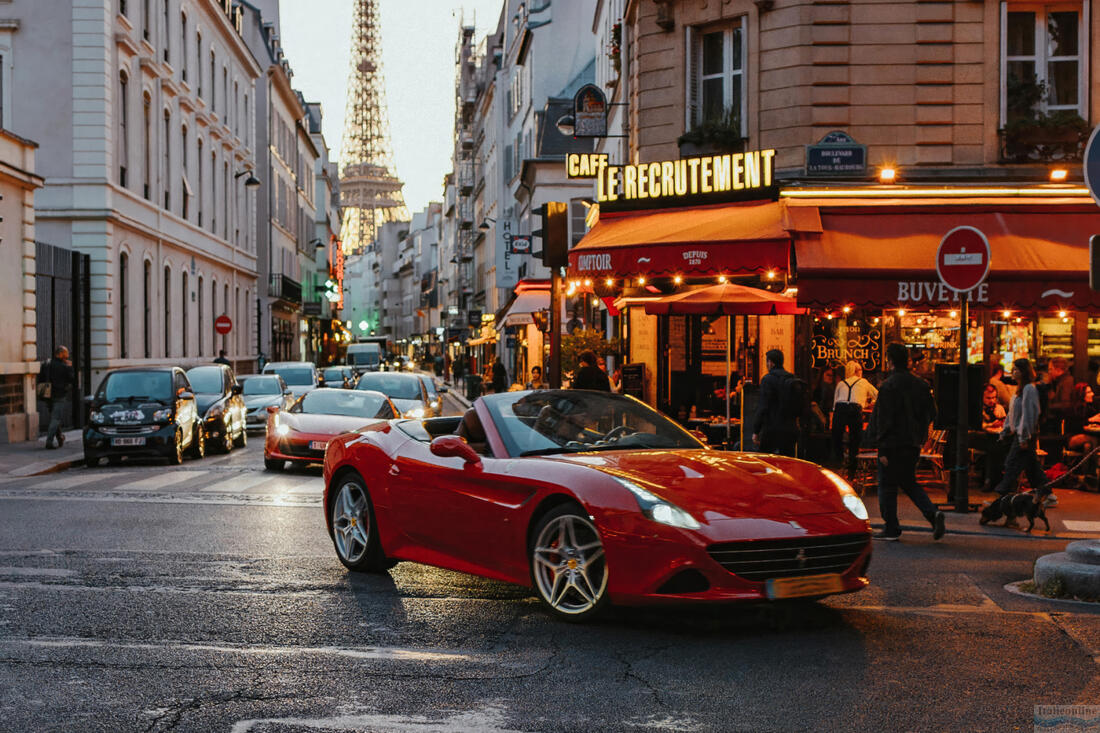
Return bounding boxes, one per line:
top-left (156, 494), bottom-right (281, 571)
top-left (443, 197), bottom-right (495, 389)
top-left (266, 406), bottom-right (280, 414)
top-left (438, 385), bottom-right (449, 393)
top-left (231, 384), bottom-right (243, 395)
top-left (179, 391), bottom-right (194, 401)
top-left (83, 395), bottom-right (95, 405)
top-left (430, 435), bottom-right (482, 466)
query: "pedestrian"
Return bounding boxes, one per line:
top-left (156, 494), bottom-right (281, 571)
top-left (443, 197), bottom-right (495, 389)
top-left (37, 345), bottom-right (76, 450)
top-left (814, 366), bottom-right (837, 431)
top-left (526, 365), bottom-right (546, 390)
top-left (752, 348), bottom-right (799, 457)
top-left (214, 349), bottom-right (231, 366)
top-left (868, 342), bottom-right (945, 541)
top-left (451, 353), bottom-right (465, 383)
top-left (832, 361), bottom-right (877, 474)
top-left (492, 356), bottom-right (508, 394)
top-left (994, 358), bottom-right (1050, 498)
top-left (989, 363), bottom-right (1012, 410)
top-left (572, 350), bottom-right (610, 391)
top-left (1047, 357), bottom-right (1074, 429)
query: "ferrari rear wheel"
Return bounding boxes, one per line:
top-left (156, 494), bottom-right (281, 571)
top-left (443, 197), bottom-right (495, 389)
top-left (330, 475), bottom-right (392, 572)
top-left (530, 504), bottom-right (609, 622)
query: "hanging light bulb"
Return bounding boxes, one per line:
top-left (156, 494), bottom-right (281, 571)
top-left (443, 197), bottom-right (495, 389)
top-left (717, 274), bottom-right (727, 284)
top-left (766, 270), bottom-right (777, 280)
top-left (1058, 310), bottom-right (1068, 318)
top-left (1002, 310), bottom-right (1011, 318)
top-left (604, 278), bottom-right (614, 287)
top-left (583, 279), bottom-right (592, 288)
top-left (637, 275), bottom-right (646, 285)
top-left (673, 274), bottom-right (683, 285)
top-left (897, 309), bottom-right (906, 317)
top-left (949, 310), bottom-right (958, 318)
top-left (842, 305), bottom-right (851, 314)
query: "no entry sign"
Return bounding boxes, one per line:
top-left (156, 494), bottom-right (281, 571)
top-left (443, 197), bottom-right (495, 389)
top-left (214, 314), bottom-right (233, 335)
top-left (937, 226), bottom-right (990, 293)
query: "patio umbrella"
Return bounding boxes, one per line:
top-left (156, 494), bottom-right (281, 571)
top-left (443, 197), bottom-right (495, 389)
top-left (643, 283), bottom-right (805, 445)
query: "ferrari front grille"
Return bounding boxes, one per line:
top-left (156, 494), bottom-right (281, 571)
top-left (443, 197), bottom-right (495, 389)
top-left (707, 533), bottom-right (870, 581)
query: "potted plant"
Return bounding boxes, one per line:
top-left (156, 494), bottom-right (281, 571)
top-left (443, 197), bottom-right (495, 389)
top-left (1000, 76), bottom-right (1089, 162)
top-left (677, 107), bottom-right (745, 156)
top-left (607, 21), bottom-right (622, 76)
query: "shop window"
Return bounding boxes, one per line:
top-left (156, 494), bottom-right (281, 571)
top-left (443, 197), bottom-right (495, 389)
top-left (1002, 5), bottom-right (1084, 123)
top-left (993, 315), bottom-right (1033, 373)
top-left (1038, 316), bottom-right (1072, 360)
top-left (1087, 317), bottom-right (1100, 359)
top-left (687, 20), bottom-right (744, 132)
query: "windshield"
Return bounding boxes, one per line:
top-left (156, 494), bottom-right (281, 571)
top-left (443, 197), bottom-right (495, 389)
top-left (240, 376), bottom-right (282, 396)
top-left (348, 351), bottom-right (380, 366)
top-left (356, 373), bottom-right (422, 400)
top-left (272, 367), bottom-right (315, 386)
top-left (323, 368), bottom-right (346, 381)
top-left (185, 367), bottom-right (223, 394)
top-left (101, 371), bottom-right (173, 402)
top-left (293, 390), bottom-right (393, 419)
top-left (481, 390), bottom-right (703, 457)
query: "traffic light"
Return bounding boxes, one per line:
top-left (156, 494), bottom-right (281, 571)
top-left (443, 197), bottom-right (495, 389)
top-left (532, 201), bottom-right (569, 269)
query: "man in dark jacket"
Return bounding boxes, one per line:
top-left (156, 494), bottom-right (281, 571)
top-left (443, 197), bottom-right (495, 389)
top-left (869, 342), bottom-right (945, 541)
top-left (572, 350), bottom-right (610, 391)
top-left (752, 349), bottom-right (798, 456)
top-left (38, 345), bottom-right (76, 449)
top-left (491, 356), bottom-right (508, 393)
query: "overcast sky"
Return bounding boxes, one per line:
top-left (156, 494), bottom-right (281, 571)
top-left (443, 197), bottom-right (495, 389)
top-left (278, 0), bottom-right (504, 214)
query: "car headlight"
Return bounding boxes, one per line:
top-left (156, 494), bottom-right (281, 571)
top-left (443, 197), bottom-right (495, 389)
top-left (613, 476), bottom-right (701, 530)
top-left (90, 410), bottom-right (106, 425)
top-left (822, 469), bottom-right (869, 521)
top-left (152, 408), bottom-right (173, 423)
top-left (405, 407), bottom-right (425, 419)
top-left (274, 421), bottom-right (291, 437)
top-left (430, 400), bottom-right (440, 410)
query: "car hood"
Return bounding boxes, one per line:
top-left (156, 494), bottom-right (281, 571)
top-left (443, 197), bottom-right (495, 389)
top-left (548, 450), bottom-right (848, 521)
top-left (392, 398), bottom-right (425, 414)
top-left (283, 413), bottom-right (383, 436)
top-left (287, 385), bottom-right (316, 398)
top-left (244, 394), bottom-right (282, 410)
top-left (195, 394), bottom-right (222, 415)
top-left (92, 401), bottom-right (171, 425)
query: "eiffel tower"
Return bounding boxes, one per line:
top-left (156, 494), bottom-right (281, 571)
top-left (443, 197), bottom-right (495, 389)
top-left (339, 0), bottom-right (408, 254)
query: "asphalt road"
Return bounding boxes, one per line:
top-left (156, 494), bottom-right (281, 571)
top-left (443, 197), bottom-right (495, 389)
top-left (1, 391), bottom-right (1098, 732)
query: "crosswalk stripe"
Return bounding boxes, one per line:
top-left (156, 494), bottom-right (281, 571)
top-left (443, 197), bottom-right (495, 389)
top-left (33, 472), bottom-right (127, 490)
top-left (114, 470), bottom-right (207, 491)
top-left (199, 472), bottom-right (275, 493)
top-left (285, 477), bottom-right (325, 494)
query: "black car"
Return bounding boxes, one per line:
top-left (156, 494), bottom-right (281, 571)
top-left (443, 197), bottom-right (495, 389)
top-left (83, 367), bottom-right (204, 466)
top-left (320, 365), bottom-right (356, 389)
top-left (240, 374), bottom-right (294, 432)
top-left (186, 365), bottom-right (247, 453)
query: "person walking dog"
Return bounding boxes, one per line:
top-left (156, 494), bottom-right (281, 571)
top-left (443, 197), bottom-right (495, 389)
top-left (994, 358), bottom-right (1049, 498)
top-left (869, 343), bottom-right (946, 541)
top-left (38, 346), bottom-right (76, 449)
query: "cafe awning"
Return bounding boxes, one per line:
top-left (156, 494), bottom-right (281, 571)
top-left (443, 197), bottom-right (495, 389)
top-left (567, 200), bottom-right (813, 278)
top-left (643, 282), bottom-right (804, 316)
top-left (496, 280), bottom-right (550, 326)
top-left (793, 198), bottom-right (1100, 310)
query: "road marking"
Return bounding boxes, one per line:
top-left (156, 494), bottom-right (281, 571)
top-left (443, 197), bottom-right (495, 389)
top-left (0, 490), bottom-right (318, 507)
top-left (285, 477), bottom-right (324, 494)
top-left (114, 470), bottom-right (208, 491)
top-left (1062, 520), bottom-right (1100, 533)
top-left (230, 704), bottom-right (523, 733)
top-left (199, 472), bottom-right (276, 493)
top-left (32, 472), bottom-right (126, 490)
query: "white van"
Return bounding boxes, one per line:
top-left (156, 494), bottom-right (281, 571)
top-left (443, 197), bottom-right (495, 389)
top-left (346, 342), bottom-right (382, 374)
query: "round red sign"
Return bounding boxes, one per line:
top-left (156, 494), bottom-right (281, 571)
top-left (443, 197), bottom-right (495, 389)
top-left (937, 226), bottom-right (990, 293)
top-left (214, 314), bottom-right (233, 335)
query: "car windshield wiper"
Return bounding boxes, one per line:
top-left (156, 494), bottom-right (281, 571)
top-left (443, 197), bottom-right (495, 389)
top-left (518, 446), bottom-right (587, 457)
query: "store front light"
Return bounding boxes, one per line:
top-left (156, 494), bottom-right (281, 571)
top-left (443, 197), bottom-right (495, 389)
top-left (897, 309), bottom-right (906, 316)
top-left (766, 270), bottom-right (777, 280)
top-left (841, 305), bottom-right (851, 314)
top-left (949, 310), bottom-right (957, 318)
top-left (1002, 310), bottom-right (1011, 318)
top-left (604, 278), bottom-right (614, 287)
top-left (637, 276), bottom-right (646, 285)
top-left (1059, 310), bottom-right (1068, 318)
top-left (673, 275), bottom-right (683, 285)
top-left (717, 274), bottom-right (727, 284)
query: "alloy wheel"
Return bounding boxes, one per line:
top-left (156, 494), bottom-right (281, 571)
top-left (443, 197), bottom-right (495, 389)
top-left (332, 481), bottom-right (371, 564)
top-left (223, 420), bottom-right (234, 452)
top-left (532, 513), bottom-right (608, 617)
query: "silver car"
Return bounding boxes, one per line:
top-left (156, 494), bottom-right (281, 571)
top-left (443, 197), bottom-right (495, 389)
top-left (239, 374), bottom-right (295, 432)
top-left (262, 361), bottom-right (320, 399)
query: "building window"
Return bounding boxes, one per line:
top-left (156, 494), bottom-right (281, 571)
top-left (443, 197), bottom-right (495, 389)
top-left (1003, 5), bottom-right (1085, 123)
top-left (163, 109), bottom-right (171, 210)
top-left (120, 0), bottom-right (127, 17)
top-left (119, 252), bottom-right (129, 359)
top-left (143, 259), bottom-right (151, 358)
top-left (143, 92), bottom-right (151, 200)
top-left (197, 275), bottom-right (204, 356)
top-left (162, 0), bottom-right (169, 63)
top-left (180, 13), bottom-right (188, 82)
top-left (196, 31), bottom-right (202, 98)
top-left (164, 265), bottom-right (171, 358)
top-left (222, 66), bottom-right (227, 118)
top-left (197, 137), bottom-right (204, 226)
top-left (233, 80), bottom-right (239, 135)
top-left (569, 199), bottom-right (588, 246)
top-left (688, 21), bottom-right (745, 132)
top-left (235, 287), bottom-right (241, 353)
top-left (210, 149), bottom-right (217, 233)
top-left (142, 0), bottom-right (150, 41)
top-left (210, 50), bottom-right (216, 111)
top-left (223, 161), bottom-right (229, 238)
top-left (181, 125), bottom-right (189, 219)
top-left (118, 72), bottom-right (129, 187)
top-left (181, 270), bottom-right (189, 357)
top-left (223, 283), bottom-right (229, 352)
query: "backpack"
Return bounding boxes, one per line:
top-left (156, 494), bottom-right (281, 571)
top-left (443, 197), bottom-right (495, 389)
top-left (781, 374), bottom-right (810, 419)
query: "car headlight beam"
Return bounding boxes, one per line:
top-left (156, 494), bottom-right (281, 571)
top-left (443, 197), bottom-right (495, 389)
top-left (613, 477), bottom-right (701, 530)
top-left (823, 469), bottom-right (869, 521)
top-left (405, 407), bottom-right (425, 419)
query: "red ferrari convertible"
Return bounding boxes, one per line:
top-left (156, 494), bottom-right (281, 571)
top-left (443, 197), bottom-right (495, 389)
top-left (265, 388), bottom-right (398, 471)
top-left (323, 390), bottom-right (871, 621)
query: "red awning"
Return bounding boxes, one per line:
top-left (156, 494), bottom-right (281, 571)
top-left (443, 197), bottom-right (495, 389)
top-left (795, 201), bottom-right (1100, 310)
top-left (643, 282), bottom-right (804, 316)
top-left (568, 201), bottom-right (804, 278)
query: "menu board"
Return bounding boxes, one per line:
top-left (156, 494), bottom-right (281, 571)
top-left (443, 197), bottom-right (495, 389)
top-left (621, 363), bottom-right (646, 400)
top-left (669, 316), bottom-right (686, 372)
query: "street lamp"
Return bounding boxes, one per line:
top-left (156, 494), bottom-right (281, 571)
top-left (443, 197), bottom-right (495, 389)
top-left (478, 217), bottom-right (497, 231)
top-left (234, 169), bottom-right (261, 188)
top-left (555, 114), bottom-right (576, 136)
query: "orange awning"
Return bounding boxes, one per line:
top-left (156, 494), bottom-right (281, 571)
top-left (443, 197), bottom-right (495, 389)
top-left (795, 201), bottom-right (1100, 310)
top-left (568, 201), bottom-right (802, 278)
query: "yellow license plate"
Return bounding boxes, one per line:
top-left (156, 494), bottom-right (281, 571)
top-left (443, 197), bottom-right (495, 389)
top-left (766, 573), bottom-right (845, 600)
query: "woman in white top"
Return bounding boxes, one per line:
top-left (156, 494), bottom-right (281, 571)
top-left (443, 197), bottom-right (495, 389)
top-left (832, 361), bottom-right (879, 473)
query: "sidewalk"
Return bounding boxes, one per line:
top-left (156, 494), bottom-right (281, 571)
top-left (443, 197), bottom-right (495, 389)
top-left (0, 429), bottom-right (83, 477)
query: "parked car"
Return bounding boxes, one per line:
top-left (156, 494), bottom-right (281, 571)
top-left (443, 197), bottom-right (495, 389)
top-left (321, 365), bottom-right (356, 389)
top-left (83, 367), bottom-right (204, 466)
top-left (355, 371), bottom-right (436, 418)
top-left (322, 389), bottom-right (871, 621)
top-left (264, 388), bottom-right (398, 471)
top-left (262, 361), bottom-right (320, 398)
top-left (239, 374), bottom-right (294, 432)
top-left (185, 364), bottom-right (247, 453)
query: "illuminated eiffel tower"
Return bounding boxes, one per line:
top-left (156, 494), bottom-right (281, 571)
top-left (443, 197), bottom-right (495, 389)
top-left (339, 0), bottom-right (408, 254)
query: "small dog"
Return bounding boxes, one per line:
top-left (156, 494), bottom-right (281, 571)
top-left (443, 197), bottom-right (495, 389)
top-left (979, 490), bottom-right (1051, 533)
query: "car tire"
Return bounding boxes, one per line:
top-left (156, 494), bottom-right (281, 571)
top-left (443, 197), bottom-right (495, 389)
top-left (169, 429), bottom-right (185, 465)
top-left (529, 503), bottom-right (609, 623)
top-left (264, 458), bottom-right (284, 471)
top-left (84, 454), bottom-right (100, 468)
top-left (329, 473), bottom-right (393, 572)
top-left (107, 456), bottom-right (123, 466)
top-left (189, 423), bottom-right (205, 460)
top-left (234, 420), bottom-right (247, 448)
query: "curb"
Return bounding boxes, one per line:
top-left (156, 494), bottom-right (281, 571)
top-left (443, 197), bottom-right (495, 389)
top-left (871, 521), bottom-right (1090, 542)
top-left (1003, 580), bottom-right (1100, 609)
top-left (7, 454), bottom-right (81, 478)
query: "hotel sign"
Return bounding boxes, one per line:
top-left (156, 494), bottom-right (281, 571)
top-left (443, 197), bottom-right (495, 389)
top-left (594, 149), bottom-right (777, 212)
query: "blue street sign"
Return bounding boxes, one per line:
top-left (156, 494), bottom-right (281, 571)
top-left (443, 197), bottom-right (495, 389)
top-left (1084, 125), bottom-right (1100, 205)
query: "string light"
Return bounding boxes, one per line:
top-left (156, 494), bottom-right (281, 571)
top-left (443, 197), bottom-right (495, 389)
top-left (717, 274), bottom-right (727, 284)
top-left (897, 309), bottom-right (906, 316)
top-left (637, 276), bottom-right (646, 285)
top-left (873, 317), bottom-right (880, 325)
top-left (1058, 310), bottom-right (1068, 318)
top-left (1015, 317), bottom-right (1022, 323)
top-left (766, 270), bottom-right (776, 280)
top-left (826, 313), bottom-right (834, 320)
top-left (604, 278), bottom-right (614, 287)
top-left (673, 275), bottom-right (683, 285)
top-left (583, 279), bottom-right (592, 288)
top-left (842, 305), bottom-right (851, 314)
top-left (1002, 310), bottom-right (1011, 318)
top-left (949, 310), bottom-right (958, 318)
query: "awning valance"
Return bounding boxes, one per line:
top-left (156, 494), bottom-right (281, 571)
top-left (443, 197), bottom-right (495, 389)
top-left (567, 200), bottom-right (805, 278)
top-left (795, 201), bottom-right (1100, 310)
top-left (499, 289), bottom-right (550, 326)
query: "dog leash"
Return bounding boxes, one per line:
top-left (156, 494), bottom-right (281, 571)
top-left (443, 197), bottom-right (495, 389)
top-left (1037, 442), bottom-right (1100, 491)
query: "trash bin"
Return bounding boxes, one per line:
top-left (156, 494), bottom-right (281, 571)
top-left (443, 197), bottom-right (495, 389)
top-left (465, 374), bottom-right (483, 401)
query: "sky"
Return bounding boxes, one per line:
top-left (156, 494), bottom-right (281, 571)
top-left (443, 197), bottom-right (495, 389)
top-left (278, 0), bottom-right (505, 214)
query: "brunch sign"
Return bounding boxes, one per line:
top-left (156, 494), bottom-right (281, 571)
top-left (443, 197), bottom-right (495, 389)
top-left (594, 150), bottom-right (776, 205)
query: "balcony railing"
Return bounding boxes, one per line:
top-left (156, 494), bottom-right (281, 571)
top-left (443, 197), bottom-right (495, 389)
top-left (268, 273), bottom-right (302, 304)
top-left (998, 125), bottom-right (1087, 163)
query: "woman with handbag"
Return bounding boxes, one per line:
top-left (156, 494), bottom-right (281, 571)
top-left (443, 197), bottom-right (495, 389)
top-left (37, 345), bottom-right (75, 449)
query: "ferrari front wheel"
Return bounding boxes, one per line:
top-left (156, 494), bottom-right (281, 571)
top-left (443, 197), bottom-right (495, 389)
top-left (330, 474), bottom-right (392, 572)
top-left (530, 504), bottom-right (608, 622)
